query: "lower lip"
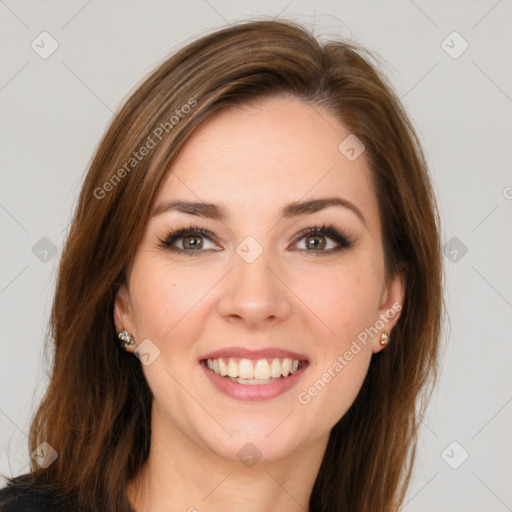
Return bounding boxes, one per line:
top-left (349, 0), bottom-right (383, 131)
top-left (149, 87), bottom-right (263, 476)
top-left (200, 361), bottom-right (309, 401)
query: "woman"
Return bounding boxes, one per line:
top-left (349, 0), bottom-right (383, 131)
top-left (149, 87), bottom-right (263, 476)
top-left (0, 19), bottom-right (444, 512)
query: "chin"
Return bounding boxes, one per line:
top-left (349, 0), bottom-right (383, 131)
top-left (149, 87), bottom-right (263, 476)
top-left (196, 415), bottom-right (309, 466)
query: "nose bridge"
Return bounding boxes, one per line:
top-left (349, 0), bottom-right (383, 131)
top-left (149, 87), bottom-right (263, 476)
top-left (217, 242), bottom-right (291, 324)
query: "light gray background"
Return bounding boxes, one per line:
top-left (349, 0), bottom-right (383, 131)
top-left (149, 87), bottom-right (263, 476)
top-left (1, 1), bottom-right (511, 510)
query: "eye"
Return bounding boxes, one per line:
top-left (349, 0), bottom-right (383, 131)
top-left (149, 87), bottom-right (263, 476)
top-left (158, 225), bottom-right (220, 256)
top-left (157, 223), bottom-right (354, 257)
top-left (291, 224), bottom-right (354, 255)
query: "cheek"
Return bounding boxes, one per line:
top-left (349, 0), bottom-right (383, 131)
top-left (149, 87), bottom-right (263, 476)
top-left (129, 259), bottom-right (215, 342)
top-left (292, 261), bottom-right (380, 343)
top-left (292, 262), bottom-right (380, 427)
top-left (297, 335), bottom-right (373, 434)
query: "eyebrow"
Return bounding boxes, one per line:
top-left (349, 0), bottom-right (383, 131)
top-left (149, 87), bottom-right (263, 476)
top-left (151, 197), bottom-right (367, 226)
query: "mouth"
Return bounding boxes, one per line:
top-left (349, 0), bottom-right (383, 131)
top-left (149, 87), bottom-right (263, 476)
top-left (199, 348), bottom-right (309, 401)
top-left (201, 356), bottom-right (308, 385)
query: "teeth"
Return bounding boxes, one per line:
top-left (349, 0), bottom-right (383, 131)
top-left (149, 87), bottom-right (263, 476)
top-left (227, 358), bottom-right (238, 378)
top-left (218, 358), bottom-right (228, 376)
top-left (254, 359), bottom-right (271, 379)
top-left (281, 358), bottom-right (291, 377)
top-left (227, 377), bottom-right (275, 385)
top-left (238, 359), bottom-right (254, 379)
top-left (205, 357), bottom-right (303, 380)
top-left (270, 358), bottom-right (282, 378)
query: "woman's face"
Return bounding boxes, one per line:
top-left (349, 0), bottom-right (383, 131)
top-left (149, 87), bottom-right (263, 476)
top-left (115, 96), bottom-right (405, 464)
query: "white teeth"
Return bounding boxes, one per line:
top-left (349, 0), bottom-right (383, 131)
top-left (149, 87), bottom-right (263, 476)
top-left (227, 358), bottom-right (238, 378)
top-left (218, 358), bottom-right (228, 376)
top-left (254, 359), bottom-right (271, 379)
top-left (270, 358), bottom-right (282, 378)
top-left (205, 356), bottom-right (304, 380)
top-left (281, 358), bottom-right (292, 377)
top-left (227, 377), bottom-right (274, 385)
top-left (238, 359), bottom-right (254, 379)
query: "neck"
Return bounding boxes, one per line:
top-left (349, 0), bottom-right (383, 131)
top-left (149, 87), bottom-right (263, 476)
top-left (127, 404), bottom-right (328, 512)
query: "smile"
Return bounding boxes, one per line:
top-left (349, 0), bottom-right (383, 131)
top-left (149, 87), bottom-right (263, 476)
top-left (204, 357), bottom-right (305, 384)
top-left (200, 348), bottom-right (309, 401)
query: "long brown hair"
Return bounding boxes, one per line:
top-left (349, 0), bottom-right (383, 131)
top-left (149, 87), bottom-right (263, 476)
top-left (11, 19), bottom-right (443, 511)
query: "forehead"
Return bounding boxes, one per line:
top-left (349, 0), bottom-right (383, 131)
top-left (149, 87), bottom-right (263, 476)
top-left (153, 97), bottom-right (379, 227)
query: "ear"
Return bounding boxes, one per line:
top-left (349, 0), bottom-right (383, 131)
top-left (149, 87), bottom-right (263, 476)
top-left (114, 284), bottom-right (137, 352)
top-left (372, 265), bottom-right (407, 353)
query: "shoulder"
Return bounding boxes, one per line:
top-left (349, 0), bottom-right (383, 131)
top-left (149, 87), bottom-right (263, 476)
top-left (0, 473), bottom-right (73, 512)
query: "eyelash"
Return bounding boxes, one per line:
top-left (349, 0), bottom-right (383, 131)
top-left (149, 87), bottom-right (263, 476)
top-left (157, 223), bottom-right (354, 257)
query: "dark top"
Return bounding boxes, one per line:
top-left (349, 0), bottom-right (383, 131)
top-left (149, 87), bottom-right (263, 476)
top-left (0, 474), bottom-right (75, 512)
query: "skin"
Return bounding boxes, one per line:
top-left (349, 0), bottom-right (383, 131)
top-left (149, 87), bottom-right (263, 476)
top-left (114, 96), bottom-right (405, 512)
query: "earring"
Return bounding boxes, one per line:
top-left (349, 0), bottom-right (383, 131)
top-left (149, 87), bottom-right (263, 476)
top-left (118, 330), bottom-right (135, 348)
top-left (380, 331), bottom-right (389, 346)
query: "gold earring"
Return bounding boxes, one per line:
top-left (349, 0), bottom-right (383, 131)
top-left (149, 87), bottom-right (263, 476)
top-left (118, 330), bottom-right (135, 348)
top-left (380, 331), bottom-right (389, 346)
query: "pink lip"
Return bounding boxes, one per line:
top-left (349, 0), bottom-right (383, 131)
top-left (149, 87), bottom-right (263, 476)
top-left (200, 346), bottom-right (309, 361)
top-left (200, 360), bottom-right (309, 401)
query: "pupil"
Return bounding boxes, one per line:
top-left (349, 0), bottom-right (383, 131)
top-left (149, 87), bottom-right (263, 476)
top-left (184, 236), bottom-right (202, 250)
top-left (306, 236), bottom-right (325, 250)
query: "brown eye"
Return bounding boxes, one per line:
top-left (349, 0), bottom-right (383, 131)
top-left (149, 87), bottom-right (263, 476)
top-left (304, 235), bottom-right (327, 250)
top-left (291, 225), bottom-right (354, 254)
top-left (181, 235), bottom-right (204, 250)
top-left (159, 226), bottom-right (221, 256)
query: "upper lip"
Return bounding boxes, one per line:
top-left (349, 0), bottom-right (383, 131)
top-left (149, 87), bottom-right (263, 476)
top-left (200, 346), bottom-right (309, 361)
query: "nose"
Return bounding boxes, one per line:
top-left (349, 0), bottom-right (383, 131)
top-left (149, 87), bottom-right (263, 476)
top-left (216, 248), bottom-right (292, 328)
